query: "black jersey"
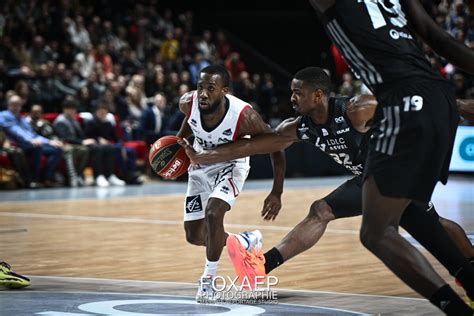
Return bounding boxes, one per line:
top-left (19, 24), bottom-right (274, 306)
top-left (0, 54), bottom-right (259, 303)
top-left (320, 1), bottom-right (441, 94)
top-left (296, 97), bottom-right (371, 175)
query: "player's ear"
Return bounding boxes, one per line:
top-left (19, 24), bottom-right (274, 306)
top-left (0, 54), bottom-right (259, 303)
top-left (313, 89), bottom-right (324, 103)
top-left (222, 86), bottom-right (229, 95)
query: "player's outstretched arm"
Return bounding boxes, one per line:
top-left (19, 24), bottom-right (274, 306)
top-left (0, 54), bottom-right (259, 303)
top-left (402, 0), bottom-right (474, 74)
top-left (176, 91), bottom-right (194, 139)
top-left (346, 95), bottom-right (378, 133)
top-left (179, 116), bottom-right (299, 165)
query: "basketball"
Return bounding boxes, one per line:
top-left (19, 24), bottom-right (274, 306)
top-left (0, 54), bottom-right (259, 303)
top-left (149, 135), bottom-right (190, 179)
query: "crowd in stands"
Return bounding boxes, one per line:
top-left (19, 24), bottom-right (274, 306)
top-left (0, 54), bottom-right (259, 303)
top-left (0, 0), bottom-right (472, 189)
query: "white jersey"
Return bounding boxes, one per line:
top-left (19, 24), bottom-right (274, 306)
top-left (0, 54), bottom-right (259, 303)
top-left (187, 91), bottom-right (251, 165)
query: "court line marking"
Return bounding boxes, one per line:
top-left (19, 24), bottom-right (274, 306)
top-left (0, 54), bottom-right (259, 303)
top-left (2, 289), bottom-right (371, 315)
top-left (0, 211), bottom-right (360, 235)
top-left (26, 275), bottom-right (427, 302)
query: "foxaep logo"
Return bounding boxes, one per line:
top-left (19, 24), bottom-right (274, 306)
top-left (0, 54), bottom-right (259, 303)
top-left (200, 275), bottom-right (279, 304)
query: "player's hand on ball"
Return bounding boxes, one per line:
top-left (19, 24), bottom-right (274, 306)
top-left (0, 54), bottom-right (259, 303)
top-left (261, 192), bottom-right (282, 221)
top-left (177, 138), bottom-right (199, 165)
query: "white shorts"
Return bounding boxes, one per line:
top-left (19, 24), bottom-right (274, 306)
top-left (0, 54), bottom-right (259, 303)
top-left (183, 162), bottom-right (250, 222)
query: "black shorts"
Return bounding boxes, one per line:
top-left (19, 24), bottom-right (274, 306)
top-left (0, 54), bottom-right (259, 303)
top-left (324, 176), bottom-right (436, 219)
top-left (324, 176), bottom-right (363, 219)
top-left (365, 79), bottom-right (459, 203)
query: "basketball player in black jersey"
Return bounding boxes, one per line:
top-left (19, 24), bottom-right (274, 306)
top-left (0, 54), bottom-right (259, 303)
top-left (305, 0), bottom-right (474, 314)
top-left (179, 67), bottom-right (474, 313)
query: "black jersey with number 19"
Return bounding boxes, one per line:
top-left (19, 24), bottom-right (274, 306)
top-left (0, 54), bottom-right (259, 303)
top-left (320, 0), bottom-right (442, 94)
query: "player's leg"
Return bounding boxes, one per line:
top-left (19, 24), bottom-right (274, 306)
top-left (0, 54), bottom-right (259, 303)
top-left (183, 166), bottom-right (211, 246)
top-left (184, 219), bottom-right (207, 246)
top-left (361, 176), bottom-right (471, 314)
top-left (204, 198), bottom-right (230, 266)
top-left (265, 176), bottom-right (363, 274)
top-left (439, 216), bottom-right (474, 259)
top-left (399, 202), bottom-right (474, 301)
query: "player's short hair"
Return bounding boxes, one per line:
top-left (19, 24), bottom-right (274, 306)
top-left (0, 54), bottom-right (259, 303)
top-left (200, 65), bottom-right (230, 88)
top-left (294, 67), bottom-right (331, 95)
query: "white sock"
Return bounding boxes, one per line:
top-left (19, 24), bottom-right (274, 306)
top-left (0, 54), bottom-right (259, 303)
top-left (203, 259), bottom-right (219, 277)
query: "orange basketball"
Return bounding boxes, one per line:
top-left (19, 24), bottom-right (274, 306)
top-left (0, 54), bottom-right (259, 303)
top-left (149, 135), bottom-right (190, 179)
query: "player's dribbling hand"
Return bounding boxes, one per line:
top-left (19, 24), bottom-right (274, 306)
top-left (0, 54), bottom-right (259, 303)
top-left (261, 192), bottom-right (282, 221)
top-left (177, 138), bottom-right (199, 166)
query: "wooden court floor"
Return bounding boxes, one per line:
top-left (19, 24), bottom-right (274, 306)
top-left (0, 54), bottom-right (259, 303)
top-left (0, 176), bottom-right (473, 314)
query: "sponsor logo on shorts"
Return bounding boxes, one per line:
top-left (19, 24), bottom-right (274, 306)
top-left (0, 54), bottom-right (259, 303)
top-left (220, 185), bottom-right (230, 194)
top-left (186, 195), bottom-right (203, 213)
top-left (222, 128), bottom-right (233, 136)
top-left (218, 137), bottom-right (232, 144)
top-left (190, 119), bottom-right (197, 126)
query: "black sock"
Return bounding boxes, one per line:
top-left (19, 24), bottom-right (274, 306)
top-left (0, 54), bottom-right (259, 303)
top-left (429, 284), bottom-right (472, 315)
top-left (455, 260), bottom-right (474, 300)
top-left (264, 247), bottom-right (284, 274)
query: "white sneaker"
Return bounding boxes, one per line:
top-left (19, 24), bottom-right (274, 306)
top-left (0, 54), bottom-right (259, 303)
top-left (235, 230), bottom-right (263, 252)
top-left (96, 175), bottom-right (109, 187)
top-left (196, 275), bottom-right (216, 303)
top-left (108, 174), bottom-right (126, 186)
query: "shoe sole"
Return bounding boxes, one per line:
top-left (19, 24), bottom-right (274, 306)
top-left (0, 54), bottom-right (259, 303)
top-left (227, 235), bottom-right (265, 290)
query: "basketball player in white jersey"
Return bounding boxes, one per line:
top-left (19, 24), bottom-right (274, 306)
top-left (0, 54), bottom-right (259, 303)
top-left (176, 65), bottom-right (285, 302)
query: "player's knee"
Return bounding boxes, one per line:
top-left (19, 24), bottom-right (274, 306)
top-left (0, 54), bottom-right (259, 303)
top-left (360, 223), bottom-right (395, 254)
top-left (205, 208), bottom-right (224, 227)
top-left (184, 226), bottom-right (205, 246)
top-left (307, 200), bottom-right (335, 222)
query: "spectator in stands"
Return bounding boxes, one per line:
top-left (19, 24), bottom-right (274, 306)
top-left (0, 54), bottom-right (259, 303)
top-left (338, 72), bottom-right (362, 98)
top-left (140, 92), bottom-right (168, 147)
top-left (0, 126), bottom-right (30, 188)
top-left (84, 104), bottom-right (134, 186)
top-left (215, 30), bottom-right (232, 61)
top-left (197, 30), bottom-right (217, 62)
top-left (75, 44), bottom-right (95, 80)
top-left (225, 52), bottom-right (246, 83)
top-left (160, 30), bottom-right (180, 72)
top-left (94, 43), bottom-right (113, 76)
top-left (14, 80), bottom-right (34, 112)
top-left (0, 95), bottom-right (63, 187)
top-left (188, 52), bottom-right (210, 86)
top-left (55, 99), bottom-right (120, 187)
top-left (65, 16), bottom-right (91, 51)
top-left (28, 104), bottom-right (88, 187)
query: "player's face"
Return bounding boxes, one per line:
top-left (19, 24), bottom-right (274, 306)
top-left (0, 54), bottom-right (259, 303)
top-left (290, 79), bottom-right (317, 115)
top-left (197, 73), bottom-right (228, 115)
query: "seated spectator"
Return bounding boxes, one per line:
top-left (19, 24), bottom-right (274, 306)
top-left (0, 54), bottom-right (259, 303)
top-left (0, 95), bottom-right (63, 187)
top-left (140, 92), bottom-right (169, 147)
top-left (84, 104), bottom-right (139, 186)
top-left (123, 86), bottom-right (145, 141)
top-left (0, 127), bottom-right (29, 188)
top-left (56, 100), bottom-right (120, 187)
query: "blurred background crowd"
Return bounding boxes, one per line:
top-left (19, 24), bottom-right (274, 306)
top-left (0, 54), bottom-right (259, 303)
top-left (0, 0), bottom-right (472, 189)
